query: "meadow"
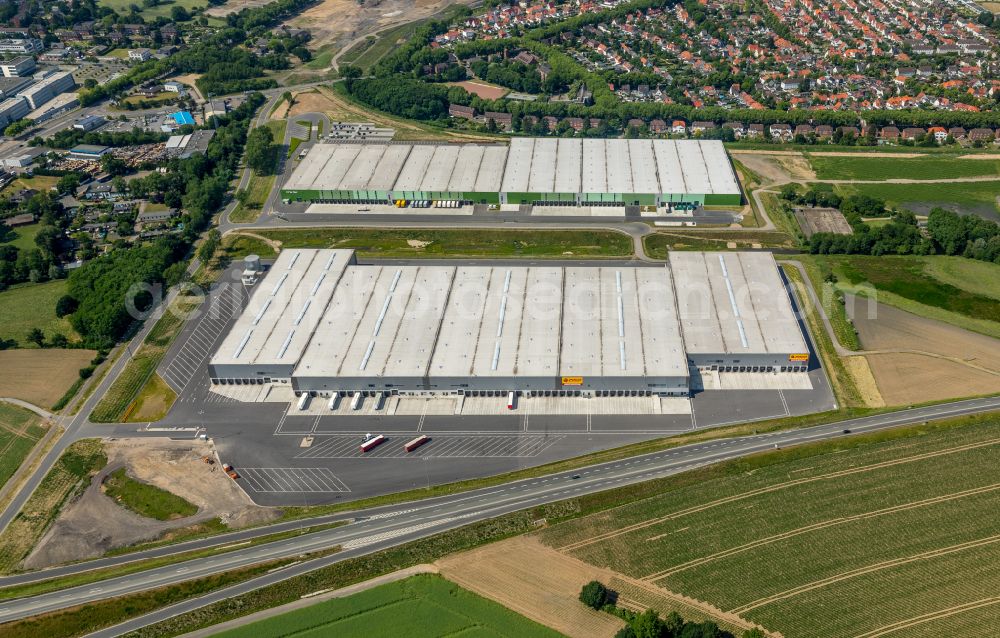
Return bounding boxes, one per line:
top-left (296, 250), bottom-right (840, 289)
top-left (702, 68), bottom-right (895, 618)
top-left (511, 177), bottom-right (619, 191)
top-left (539, 418), bottom-right (1000, 638)
top-left (0, 280), bottom-right (78, 345)
top-left (809, 155), bottom-right (1000, 181)
top-left (212, 574), bottom-right (561, 638)
top-left (833, 180), bottom-right (1000, 220)
top-left (98, 0), bottom-right (202, 19)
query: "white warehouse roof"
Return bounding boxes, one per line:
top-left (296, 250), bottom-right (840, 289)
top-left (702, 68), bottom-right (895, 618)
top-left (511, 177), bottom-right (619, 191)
top-left (284, 138), bottom-right (740, 196)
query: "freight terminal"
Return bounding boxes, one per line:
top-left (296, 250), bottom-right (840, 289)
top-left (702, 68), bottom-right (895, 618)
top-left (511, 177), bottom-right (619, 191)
top-left (207, 250), bottom-right (809, 399)
top-left (280, 138), bottom-right (742, 208)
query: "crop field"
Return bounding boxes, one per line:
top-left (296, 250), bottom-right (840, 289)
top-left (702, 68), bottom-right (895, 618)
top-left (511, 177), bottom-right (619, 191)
top-left (833, 181), bottom-right (1000, 221)
top-left (212, 574), bottom-right (561, 638)
top-left (0, 401), bottom-right (47, 490)
top-left (809, 155), bottom-right (1000, 180)
top-left (537, 419), bottom-right (1000, 638)
top-left (0, 349), bottom-right (96, 409)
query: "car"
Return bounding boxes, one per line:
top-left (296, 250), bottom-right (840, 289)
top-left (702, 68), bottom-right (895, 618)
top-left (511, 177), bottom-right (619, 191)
top-left (571, 474), bottom-right (581, 480)
top-left (842, 429), bottom-right (851, 434)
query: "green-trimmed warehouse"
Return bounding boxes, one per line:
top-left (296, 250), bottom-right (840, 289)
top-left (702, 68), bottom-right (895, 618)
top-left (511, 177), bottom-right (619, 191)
top-left (281, 138), bottom-right (742, 208)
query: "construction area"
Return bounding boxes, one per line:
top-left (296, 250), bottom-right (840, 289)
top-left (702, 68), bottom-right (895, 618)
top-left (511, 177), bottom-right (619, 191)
top-left (207, 249), bottom-right (809, 402)
top-left (280, 138), bottom-right (742, 209)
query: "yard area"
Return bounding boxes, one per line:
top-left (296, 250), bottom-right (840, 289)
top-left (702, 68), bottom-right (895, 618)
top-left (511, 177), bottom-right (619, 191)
top-left (225, 228), bottom-right (634, 259)
top-left (212, 574), bottom-right (561, 638)
top-left (0, 279), bottom-right (78, 345)
top-left (833, 180), bottom-right (1000, 222)
top-left (809, 155), bottom-right (1000, 180)
top-left (0, 401), bottom-right (48, 493)
top-left (538, 417), bottom-right (1000, 638)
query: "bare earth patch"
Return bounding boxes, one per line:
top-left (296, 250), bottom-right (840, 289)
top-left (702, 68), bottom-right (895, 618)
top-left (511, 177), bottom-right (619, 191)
top-left (447, 80), bottom-right (509, 100)
top-left (730, 152), bottom-right (814, 183)
top-left (24, 439), bottom-right (277, 568)
top-left (794, 207), bottom-right (852, 237)
top-left (436, 535), bottom-right (626, 638)
top-left (850, 300), bottom-right (1000, 405)
top-left (0, 349), bottom-right (96, 409)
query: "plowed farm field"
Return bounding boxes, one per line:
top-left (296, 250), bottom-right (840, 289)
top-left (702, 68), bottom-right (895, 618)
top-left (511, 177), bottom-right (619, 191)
top-left (536, 419), bottom-right (1000, 638)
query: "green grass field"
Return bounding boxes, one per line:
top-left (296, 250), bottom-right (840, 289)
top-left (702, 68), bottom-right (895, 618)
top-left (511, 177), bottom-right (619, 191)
top-left (0, 401), bottom-right (47, 490)
top-left (814, 255), bottom-right (1000, 339)
top-left (212, 574), bottom-right (560, 638)
top-left (539, 418), bottom-right (1000, 638)
top-left (0, 280), bottom-right (78, 345)
top-left (810, 155), bottom-right (1000, 181)
top-left (3, 222), bottom-right (41, 253)
top-left (98, 0), bottom-right (201, 19)
top-left (103, 467), bottom-right (198, 520)
top-left (227, 228), bottom-right (633, 259)
top-left (833, 180), bottom-right (1000, 219)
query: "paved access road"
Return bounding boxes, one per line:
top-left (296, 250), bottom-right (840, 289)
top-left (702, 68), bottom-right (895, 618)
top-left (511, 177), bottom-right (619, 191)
top-left (1, 396), bottom-right (998, 633)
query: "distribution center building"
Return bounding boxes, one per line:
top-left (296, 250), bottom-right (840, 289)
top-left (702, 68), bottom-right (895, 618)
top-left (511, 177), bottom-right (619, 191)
top-left (281, 138), bottom-right (742, 207)
top-left (208, 249), bottom-right (809, 397)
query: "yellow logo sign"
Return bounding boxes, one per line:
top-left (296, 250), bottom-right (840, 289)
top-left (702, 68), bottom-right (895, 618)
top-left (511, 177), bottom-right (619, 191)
top-left (789, 353), bottom-right (809, 362)
top-left (561, 376), bottom-right (584, 386)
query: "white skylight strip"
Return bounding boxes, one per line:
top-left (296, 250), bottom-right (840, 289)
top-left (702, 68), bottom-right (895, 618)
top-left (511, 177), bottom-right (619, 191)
top-left (310, 272), bottom-right (326, 296)
top-left (359, 339), bottom-right (376, 370)
top-left (287, 252), bottom-right (300, 269)
top-left (277, 329), bottom-right (295, 358)
top-left (270, 272), bottom-right (289, 296)
top-left (233, 329), bottom-right (253, 359)
top-left (323, 252), bottom-right (337, 271)
top-left (252, 298), bottom-right (272, 325)
top-left (294, 299), bottom-right (312, 326)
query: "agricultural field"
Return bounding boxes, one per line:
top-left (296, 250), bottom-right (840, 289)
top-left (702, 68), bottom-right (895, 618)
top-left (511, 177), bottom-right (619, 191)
top-left (0, 401), bottom-right (47, 491)
top-left (226, 228), bottom-right (633, 259)
top-left (0, 279), bottom-right (78, 345)
top-left (537, 418), bottom-right (1000, 638)
top-left (212, 574), bottom-right (561, 638)
top-left (0, 349), bottom-right (96, 409)
top-left (833, 180), bottom-right (1000, 222)
top-left (817, 255), bottom-right (1000, 339)
top-left (809, 155), bottom-right (1000, 181)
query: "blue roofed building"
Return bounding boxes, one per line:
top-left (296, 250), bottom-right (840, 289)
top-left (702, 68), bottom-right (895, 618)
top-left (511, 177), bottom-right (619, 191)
top-left (172, 111), bottom-right (195, 125)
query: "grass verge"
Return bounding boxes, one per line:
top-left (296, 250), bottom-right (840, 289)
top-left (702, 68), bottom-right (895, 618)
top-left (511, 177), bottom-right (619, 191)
top-left (643, 229), bottom-right (794, 257)
top-left (225, 228), bottom-right (633, 259)
top-left (0, 521), bottom-right (347, 602)
top-left (102, 468), bottom-right (198, 521)
top-left (0, 439), bottom-right (107, 574)
top-left (89, 297), bottom-right (199, 423)
top-left (230, 120), bottom-right (287, 224)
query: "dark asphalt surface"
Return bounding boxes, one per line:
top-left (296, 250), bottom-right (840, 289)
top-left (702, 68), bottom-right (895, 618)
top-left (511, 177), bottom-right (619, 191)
top-left (1, 396), bottom-right (997, 631)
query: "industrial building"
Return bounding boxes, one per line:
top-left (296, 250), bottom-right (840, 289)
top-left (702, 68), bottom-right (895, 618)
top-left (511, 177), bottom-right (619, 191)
top-left (281, 138), bottom-right (742, 208)
top-left (0, 96), bottom-right (29, 127)
top-left (17, 70), bottom-right (75, 110)
top-left (0, 56), bottom-right (35, 78)
top-left (208, 249), bottom-right (809, 398)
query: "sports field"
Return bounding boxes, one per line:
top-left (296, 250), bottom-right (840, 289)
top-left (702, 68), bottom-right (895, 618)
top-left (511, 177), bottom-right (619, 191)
top-left (212, 574), bottom-right (561, 638)
top-left (809, 155), bottom-right (1000, 180)
top-left (537, 419), bottom-right (1000, 638)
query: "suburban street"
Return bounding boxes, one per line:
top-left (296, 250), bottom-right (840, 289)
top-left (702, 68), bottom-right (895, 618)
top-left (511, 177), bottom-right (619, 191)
top-left (0, 395), bottom-right (997, 631)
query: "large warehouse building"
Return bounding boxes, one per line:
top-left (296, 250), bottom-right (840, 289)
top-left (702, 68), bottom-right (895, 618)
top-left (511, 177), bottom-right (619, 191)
top-left (208, 250), bottom-right (809, 398)
top-left (281, 138), bottom-right (742, 208)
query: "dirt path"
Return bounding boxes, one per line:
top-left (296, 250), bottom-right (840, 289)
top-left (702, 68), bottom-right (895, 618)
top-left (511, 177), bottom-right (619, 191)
top-left (555, 438), bottom-right (1000, 553)
top-left (225, 231), bottom-right (283, 252)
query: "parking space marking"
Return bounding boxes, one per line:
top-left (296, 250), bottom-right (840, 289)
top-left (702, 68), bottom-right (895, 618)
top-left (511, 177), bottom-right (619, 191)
top-left (160, 284), bottom-right (245, 394)
top-left (295, 434), bottom-right (564, 459)
top-left (238, 467), bottom-right (350, 493)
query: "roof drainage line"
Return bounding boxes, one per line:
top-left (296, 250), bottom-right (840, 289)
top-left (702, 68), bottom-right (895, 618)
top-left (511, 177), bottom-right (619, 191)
top-left (556, 267), bottom-right (566, 374)
top-left (333, 269), bottom-right (381, 377)
top-left (466, 269), bottom-right (494, 376)
top-left (421, 267), bottom-right (457, 378)
top-left (511, 269), bottom-right (531, 376)
top-left (379, 268), bottom-right (423, 376)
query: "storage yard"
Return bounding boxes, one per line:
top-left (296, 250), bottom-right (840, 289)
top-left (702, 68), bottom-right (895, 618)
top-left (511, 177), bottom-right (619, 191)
top-left (281, 138), bottom-right (742, 208)
top-left (207, 249), bottom-right (808, 399)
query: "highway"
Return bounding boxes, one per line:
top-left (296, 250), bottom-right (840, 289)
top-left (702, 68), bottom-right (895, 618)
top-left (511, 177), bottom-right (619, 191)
top-left (0, 395), bottom-right (997, 634)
